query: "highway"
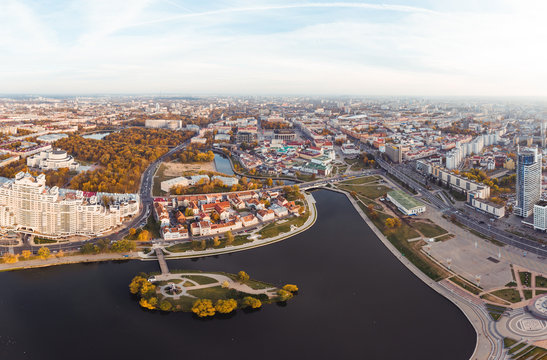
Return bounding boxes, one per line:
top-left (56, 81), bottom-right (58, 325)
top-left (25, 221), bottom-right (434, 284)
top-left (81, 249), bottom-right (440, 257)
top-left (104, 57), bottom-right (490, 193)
top-left (375, 157), bottom-right (547, 258)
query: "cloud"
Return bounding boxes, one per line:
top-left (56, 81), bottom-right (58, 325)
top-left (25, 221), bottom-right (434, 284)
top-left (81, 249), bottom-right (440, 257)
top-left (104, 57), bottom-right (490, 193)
top-left (0, 0), bottom-right (546, 96)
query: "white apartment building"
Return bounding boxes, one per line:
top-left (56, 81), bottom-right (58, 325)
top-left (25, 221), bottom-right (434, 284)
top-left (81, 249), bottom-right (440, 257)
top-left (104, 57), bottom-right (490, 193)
top-left (27, 149), bottom-right (79, 171)
top-left (0, 172), bottom-right (138, 238)
top-left (533, 202), bottom-right (547, 231)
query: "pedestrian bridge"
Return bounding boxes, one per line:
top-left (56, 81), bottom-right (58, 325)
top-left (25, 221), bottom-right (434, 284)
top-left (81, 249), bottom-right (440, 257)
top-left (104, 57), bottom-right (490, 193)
top-left (154, 247), bottom-right (170, 275)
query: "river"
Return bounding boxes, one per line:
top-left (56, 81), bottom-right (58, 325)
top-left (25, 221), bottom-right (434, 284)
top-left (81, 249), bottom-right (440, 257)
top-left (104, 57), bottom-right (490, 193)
top-left (0, 190), bottom-right (475, 360)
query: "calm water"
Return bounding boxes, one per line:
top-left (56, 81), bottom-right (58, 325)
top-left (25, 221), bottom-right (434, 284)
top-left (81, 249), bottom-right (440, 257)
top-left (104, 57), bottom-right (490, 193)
top-left (81, 132), bottom-right (114, 140)
top-left (0, 190), bottom-right (475, 360)
top-left (213, 153), bottom-right (235, 176)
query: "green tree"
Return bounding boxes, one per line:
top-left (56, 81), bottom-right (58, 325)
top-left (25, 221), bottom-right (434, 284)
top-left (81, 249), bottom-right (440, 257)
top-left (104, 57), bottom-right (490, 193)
top-left (159, 300), bottom-right (172, 311)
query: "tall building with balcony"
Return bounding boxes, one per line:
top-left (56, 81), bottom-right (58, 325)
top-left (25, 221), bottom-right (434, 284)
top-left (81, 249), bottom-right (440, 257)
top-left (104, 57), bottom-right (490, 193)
top-left (0, 172), bottom-right (139, 238)
top-left (514, 147), bottom-right (542, 218)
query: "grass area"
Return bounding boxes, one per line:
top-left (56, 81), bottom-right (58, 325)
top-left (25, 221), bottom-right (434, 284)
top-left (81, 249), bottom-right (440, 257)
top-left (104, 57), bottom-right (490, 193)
top-left (449, 189), bottom-right (467, 201)
top-left (258, 211), bottom-right (309, 239)
top-left (535, 275), bottom-right (547, 288)
top-left (537, 290), bottom-right (547, 295)
top-left (484, 303), bottom-right (508, 320)
top-left (508, 343), bottom-right (526, 355)
top-left (449, 276), bottom-right (482, 295)
top-left (491, 289), bottom-right (521, 303)
top-left (503, 338), bottom-right (518, 348)
top-left (152, 162), bottom-right (172, 195)
top-left (523, 290), bottom-right (533, 300)
top-left (183, 275), bottom-right (218, 285)
top-left (34, 237), bottom-right (57, 244)
top-left (482, 294), bottom-right (509, 306)
top-left (167, 286), bottom-right (271, 311)
top-left (337, 183), bottom-right (391, 200)
top-left (435, 234), bottom-right (454, 242)
top-left (519, 271), bottom-right (532, 287)
top-left (411, 221), bottom-right (448, 238)
top-left (127, 214), bottom-right (161, 241)
top-left (338, 175), bottom-right (380, 185)
top-left (505, 281), bottom-right (517, 287)
top-left (355, 199), bottom-right (448, 281)
top-left (514, 346), bottom-right (546, 359)
top-left (165, 234), bottom-right (254, 253)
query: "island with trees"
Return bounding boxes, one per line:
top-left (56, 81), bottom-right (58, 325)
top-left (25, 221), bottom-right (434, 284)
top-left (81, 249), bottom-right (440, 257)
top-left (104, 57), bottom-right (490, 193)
top-left (129, 270), bottom-right (298, 316)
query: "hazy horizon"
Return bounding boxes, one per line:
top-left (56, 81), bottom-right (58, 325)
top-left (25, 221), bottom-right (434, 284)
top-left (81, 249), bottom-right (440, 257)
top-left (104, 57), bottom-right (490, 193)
top-left (1, 0), bottom-right (546, 96)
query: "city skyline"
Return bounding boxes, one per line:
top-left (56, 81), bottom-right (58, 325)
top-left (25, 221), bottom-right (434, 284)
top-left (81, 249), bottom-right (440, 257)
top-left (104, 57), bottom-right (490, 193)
top-left (1, 0), bottom-right (547, 96)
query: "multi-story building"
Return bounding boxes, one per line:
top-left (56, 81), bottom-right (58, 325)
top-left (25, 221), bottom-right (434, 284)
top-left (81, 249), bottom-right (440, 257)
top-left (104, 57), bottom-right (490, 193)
top-left (0, 172), bottom-right (138, 238)
top-left (515, 147), bottom-right (542, 217)
top-left (27, 149), bottom-right (79, 171)
top-left (533, 201), bottom-right (547, 231)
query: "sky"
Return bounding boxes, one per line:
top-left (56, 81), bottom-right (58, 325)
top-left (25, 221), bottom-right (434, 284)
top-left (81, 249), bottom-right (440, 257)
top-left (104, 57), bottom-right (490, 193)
top-left (1, 0), bottom-right (546, 96)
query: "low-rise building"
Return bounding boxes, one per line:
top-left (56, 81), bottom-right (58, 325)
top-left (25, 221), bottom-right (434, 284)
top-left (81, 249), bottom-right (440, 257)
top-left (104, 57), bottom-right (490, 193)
top-left (27, 149), bottom-right (79, 171)
top-left (533, 201), bottom-right (547, 231)
top-left (387, 190), bottom-right (426, 216)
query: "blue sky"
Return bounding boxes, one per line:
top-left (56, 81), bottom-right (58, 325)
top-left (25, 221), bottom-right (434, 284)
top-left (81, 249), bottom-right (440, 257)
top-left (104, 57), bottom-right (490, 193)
top-left (1, 0), bottom-right (546, 96)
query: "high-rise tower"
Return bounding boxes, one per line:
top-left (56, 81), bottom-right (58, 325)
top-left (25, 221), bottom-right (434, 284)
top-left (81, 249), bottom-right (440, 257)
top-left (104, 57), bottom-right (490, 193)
top-left (514, 147), bottom-right (542, 217)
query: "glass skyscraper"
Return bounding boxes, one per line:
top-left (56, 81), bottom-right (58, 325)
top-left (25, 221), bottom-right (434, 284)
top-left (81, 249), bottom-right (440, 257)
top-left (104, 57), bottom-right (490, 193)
top-left (514, 147), bottom-right (542, 217)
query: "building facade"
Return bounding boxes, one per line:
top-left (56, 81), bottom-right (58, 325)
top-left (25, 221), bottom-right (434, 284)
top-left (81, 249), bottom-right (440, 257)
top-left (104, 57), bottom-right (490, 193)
top-left (0, 172), bottom-right (138, 238)
top-left (515, 147), bottom-right (542, 217)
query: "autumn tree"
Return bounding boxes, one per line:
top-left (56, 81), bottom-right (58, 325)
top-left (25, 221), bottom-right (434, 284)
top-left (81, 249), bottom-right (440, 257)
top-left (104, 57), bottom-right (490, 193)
top-left (21, 250), bottom-right (31, 260)
top-left (237, 271), bottom-right (250, 283)
top-left (225, 231), bottom-right (234, 245)
top-left (129, 228), bottom-right (137, 236)
top-left (213, 236), bottom-right (221, 247)
top-left (38, 247), bottom-right (50, 259)
top-left (2, 253), bottom-right (18, 264)
top-left (191, 299), bottom-right (216, 317)
top-left (277, 289), bottom-right (294, 301)
top-left (282, 284), bottom-right (299, 293)
top-left (138, 230), bottom-right (150, 242)
top-left (221, 280), bottom-right (230, 288)
top-left (215, 299), bottom-right (238, 314)
top-left (242, 297), bottom-right (262, 309)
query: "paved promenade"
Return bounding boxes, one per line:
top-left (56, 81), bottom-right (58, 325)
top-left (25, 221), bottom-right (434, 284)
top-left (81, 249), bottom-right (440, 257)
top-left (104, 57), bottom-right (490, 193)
top-left (0, 252), bottom-right (137, 271)
top-left (330, 187), bottom-right (505, 360)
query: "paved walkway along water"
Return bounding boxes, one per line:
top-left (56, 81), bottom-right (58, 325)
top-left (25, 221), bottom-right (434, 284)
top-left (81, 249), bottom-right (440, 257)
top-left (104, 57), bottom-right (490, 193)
top-left (328, 187), bottom-right (505, 360)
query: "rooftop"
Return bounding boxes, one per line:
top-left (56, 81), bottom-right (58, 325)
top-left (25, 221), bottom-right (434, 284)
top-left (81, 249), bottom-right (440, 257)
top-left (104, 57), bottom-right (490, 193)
top-left (388, 190), bottom-right (425, 210)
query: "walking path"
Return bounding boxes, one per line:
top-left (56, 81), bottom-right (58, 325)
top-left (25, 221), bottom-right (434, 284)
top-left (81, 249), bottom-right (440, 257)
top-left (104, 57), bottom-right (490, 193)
top-left (0, 252), bottom-right (137, 271)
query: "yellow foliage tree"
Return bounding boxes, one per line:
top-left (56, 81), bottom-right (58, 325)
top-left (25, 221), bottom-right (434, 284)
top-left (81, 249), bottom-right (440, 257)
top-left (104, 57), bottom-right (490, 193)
top-left (277, 289), bottom-right (293, 301)
top-left (213, 236), bottom-right (221, 247)
top-left (129, 228), bottom-right (137, 236)
top-left (38, 247), bottom-right (50, 259)
top-left (215, 299), bottom-right (238, 314)
top-left (2, 253), bottom-right (18, 264)
top-left (237, 271), bottom-right (250, 282)
top-left (242, 296), bottom-right (262, 309)
top-left (282, 284), bottom-right (299, 293)
top-left (191, 299), bottom-right (216, 317)
top-left (129, 276), bottom-right (147, 295)
top-left (21, 250), bottom-right (31, 260)
top-left (138, 230), bottom-right (150, 242)
top-left (221, 280), bottom-right (230, 288)
top-left (139, 298), bottom-right (156, 310)
top-left (225, 231), bottom-right (234, 245)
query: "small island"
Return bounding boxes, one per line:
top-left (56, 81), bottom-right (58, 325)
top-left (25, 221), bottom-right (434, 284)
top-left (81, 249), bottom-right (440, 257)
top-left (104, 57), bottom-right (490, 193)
top-left (129, 270), bottom-right (298, 316)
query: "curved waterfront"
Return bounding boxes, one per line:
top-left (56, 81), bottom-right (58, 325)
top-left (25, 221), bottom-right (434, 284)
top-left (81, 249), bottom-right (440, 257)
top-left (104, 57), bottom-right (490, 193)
top-left (0, 190), bottom-right (475, 360)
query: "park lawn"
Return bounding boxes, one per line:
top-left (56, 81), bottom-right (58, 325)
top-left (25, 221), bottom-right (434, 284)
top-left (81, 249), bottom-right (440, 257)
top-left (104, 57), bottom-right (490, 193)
top-left (449, 276), bottom-right (482, 295)
top-left (435, 234), bottom-right (454, 242)
top-left (411, 221), bottom-right (448, 238)
top-left (481, 294), bottom-right (510, 306)
top-left (535, 275), bottom-right (547, 288)
top-left (222, 273), bottom-right (275, 290)
top-left (523, 290), bottom-right (533, 300)
top-left (338, 175), bottom-right (380, 185)
top-left (519, 271), bottom-right (532, 287)
top-left (258, 211), bottom-right (309, 239)
top-left (491, 289), bottom-right (522, 303)
top-left (514, 346), bottom-right (546, 359)
top-left (337, 183), bottom-right (391, 200)
top-left (165, 241), bottom-right (193, 253)
top-left (34, 237), bottom-right (57, 244)
top-left (508, 343), bottom-right (526, 355)
top-left (503, 338), bottom-right (518, 348)
top-left (188, 286), bottom-right (269, 302)
top-left (165, 235), bottom-right (253, 253)
top-left (182, 275), bottom-right (218, 286)
top-left (537, 290), bottom-right (547, 295)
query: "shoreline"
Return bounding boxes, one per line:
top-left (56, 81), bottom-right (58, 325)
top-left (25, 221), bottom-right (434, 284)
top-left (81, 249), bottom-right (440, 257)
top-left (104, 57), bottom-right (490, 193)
top-left (326, 186), bottom-right (500, 360)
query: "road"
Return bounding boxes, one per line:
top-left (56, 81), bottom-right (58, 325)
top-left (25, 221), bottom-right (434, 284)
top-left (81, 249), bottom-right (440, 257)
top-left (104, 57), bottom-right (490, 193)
top-left (374, 156), bottom-right (547, 258)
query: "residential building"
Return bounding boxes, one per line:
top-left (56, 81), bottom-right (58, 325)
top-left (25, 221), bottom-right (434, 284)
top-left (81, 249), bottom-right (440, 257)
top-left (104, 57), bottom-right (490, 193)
top-left (515, 147), bottom-right (542, 217)
top-left (533, 201), bottom-right (547, 231)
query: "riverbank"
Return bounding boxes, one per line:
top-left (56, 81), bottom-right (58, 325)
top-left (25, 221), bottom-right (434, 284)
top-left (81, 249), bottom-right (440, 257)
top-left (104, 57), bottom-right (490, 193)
top-left (0, 252), bottom-right (138, 272)
top-left (328, 186), bottom-right (501, 360)
top-left (141, 192), bottom-right (318, 260)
